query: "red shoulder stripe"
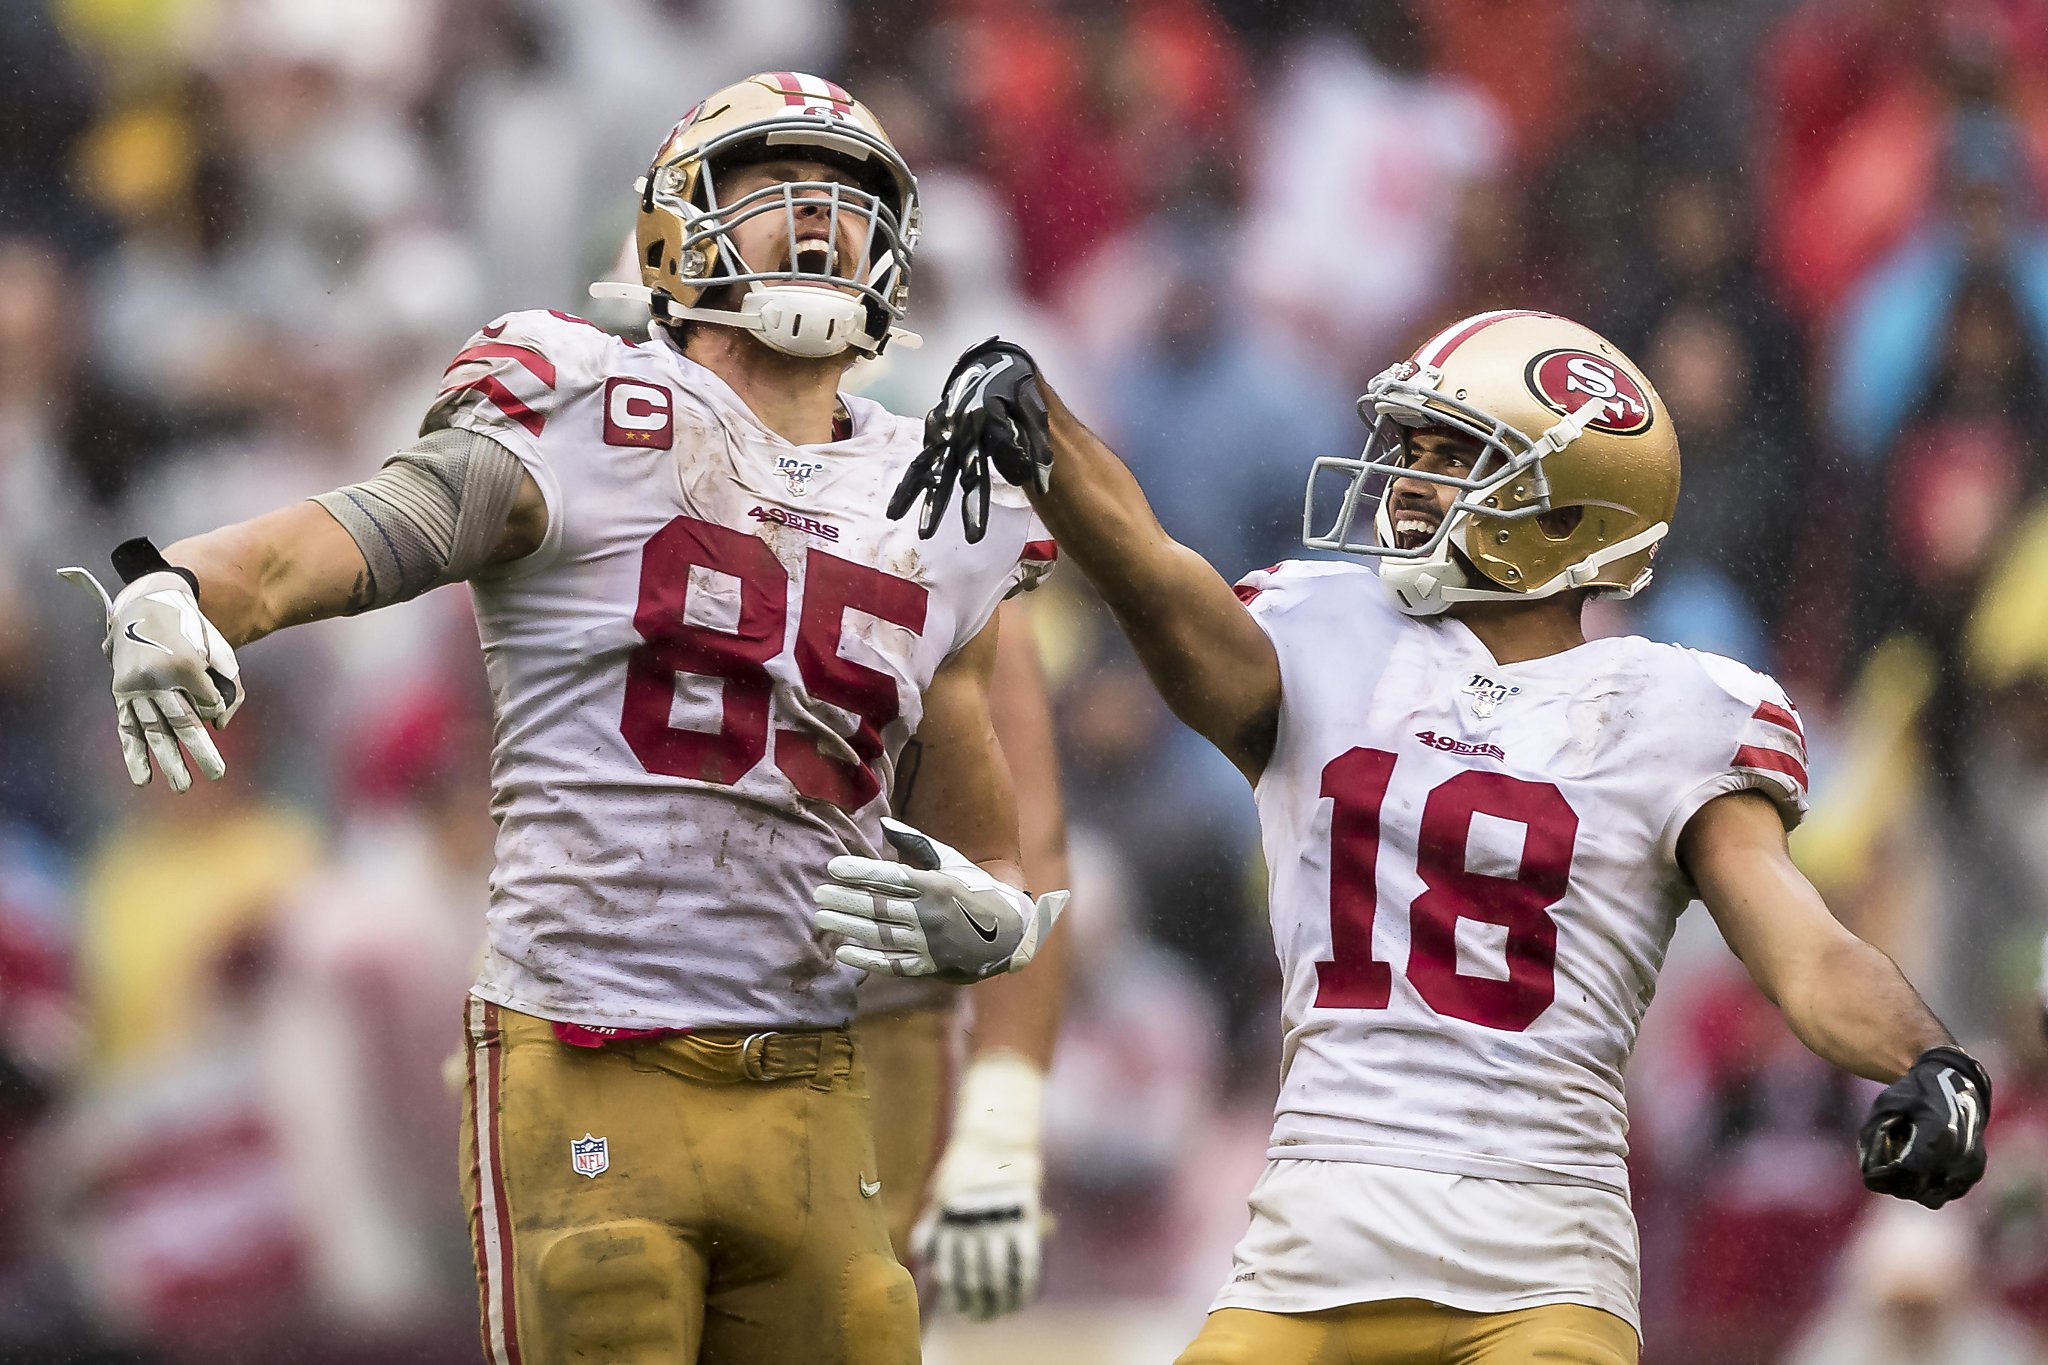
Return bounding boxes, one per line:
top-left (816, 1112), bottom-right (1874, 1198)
top-left (1733, 743), bottom-right (1808, 792)
top-left (441, 375), bottom-right (546, 436)
top-left (1752, 700), bottom-right (1804, 741)
top-left (1021, 539), bottom-right (1058, 564)
top-left (444, 343), bottom-right (557, 389)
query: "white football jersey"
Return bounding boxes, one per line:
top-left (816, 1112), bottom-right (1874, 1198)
top-left (426, 310), bottom-right (1051, 1031)
top-left (1237, 560), bottom-right (1808, 1192)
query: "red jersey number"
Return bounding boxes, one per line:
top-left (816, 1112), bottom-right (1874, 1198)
top-left (621, 515), bottom-right (928, 811)
top-left (1314, 747), bottom-right (1577, 1031)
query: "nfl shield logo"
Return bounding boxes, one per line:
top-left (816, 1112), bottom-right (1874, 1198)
top-left (775, 455), bottom-right (824, 497)
top-left (571, 1133), bottom-right (609, 1179)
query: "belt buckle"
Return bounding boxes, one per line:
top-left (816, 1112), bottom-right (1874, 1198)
top-left (740, 1032), bottom-right (775, 1081)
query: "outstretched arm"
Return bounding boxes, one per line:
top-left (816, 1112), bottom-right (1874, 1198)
top-left (1684, 789), bottom-right (1989, 1208)
top-left (168, 447), bottom-right (547, 647)
top-left (1682, 789), bottom-right (1949, 1080)
top-left (70, 430), bottom-right (546, 790)
top-left (1027, 384), bottom-right (1282, 780)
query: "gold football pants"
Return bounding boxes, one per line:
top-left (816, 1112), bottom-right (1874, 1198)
top-left (1176, 1300), bottom-right (1638, 1365)
top-left (459, 998), bottom-right (919, 1365)
top-left (850, 1005), bottom-right (953, 1260)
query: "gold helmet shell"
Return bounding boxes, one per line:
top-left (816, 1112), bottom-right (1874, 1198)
top-left (1304, 310), bottom-right (1681, 616)
top-left (630, 73), bottom-right (919, 357)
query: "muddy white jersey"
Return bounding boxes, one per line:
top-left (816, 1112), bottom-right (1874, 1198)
top-left (1237, 560), bottom-right (1807, 1192)
top-left (427, 310), bottom-right (1052, 1031)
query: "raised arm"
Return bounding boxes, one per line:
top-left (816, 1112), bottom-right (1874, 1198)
top-left (896, 339), bottom-right (1282, 780)
top-left (1682, 788), bottom-right (1989, 1207)
top-left (1028, 385), bottom-right (1281, 778)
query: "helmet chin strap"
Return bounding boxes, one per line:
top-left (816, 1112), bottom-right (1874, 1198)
top-left (1377, 517), bottom-right (1670, 617)
top-left (588, 281), bottom-right (921, 357)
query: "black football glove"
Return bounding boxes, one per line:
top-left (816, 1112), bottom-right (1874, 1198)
top-left (1857, 1045), bottom-right (1990, 1209)
top-left (888, 338), bottom-right (1051, 543)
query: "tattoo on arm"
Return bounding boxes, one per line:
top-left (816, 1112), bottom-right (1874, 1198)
top-left (343, 569), bottom-right (376, 616)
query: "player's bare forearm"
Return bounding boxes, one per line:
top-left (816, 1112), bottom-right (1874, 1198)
top-left (1035, 385), bottom-right (1280, 778)
top-left (965, 599), bottom-right (1071, 1067)
top-left (165, 503), bottom-right (377, 647)
top-left (902, 615), bottom-right (1026, 890)
top-left (1685, 790), bottom-right (1954, 1082)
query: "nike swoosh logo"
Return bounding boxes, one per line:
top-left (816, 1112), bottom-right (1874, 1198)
top-left (859, 1176), bottom-right (881, 1199)
top-left (123, 623), bottom-right (173, 654)
top-left (961, 902), bottom-right (1000, 943)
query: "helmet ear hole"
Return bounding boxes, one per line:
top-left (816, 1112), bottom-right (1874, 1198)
top-left (1536, 506), bottom-right (1584, 540)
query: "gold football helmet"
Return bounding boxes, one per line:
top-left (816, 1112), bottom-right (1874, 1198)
top-left (591, 72), bottom-right (919, 359)
top-left (1305, 309), bottom-right (1681, 616)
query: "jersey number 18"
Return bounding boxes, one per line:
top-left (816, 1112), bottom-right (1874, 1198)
top-left (1316, 748), bottom-right (1579, 1032)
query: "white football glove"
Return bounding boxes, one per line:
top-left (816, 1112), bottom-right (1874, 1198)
top-left (916, 1050), bottom-right (1047, 1320)
top-left (59, 553), bottom-right (243, 793)
top-left (813, 818), bottom-right (1068, 984)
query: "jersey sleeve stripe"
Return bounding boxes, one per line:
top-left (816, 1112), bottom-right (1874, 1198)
top-left (1733, 743), bottom-right (1808, 792)
top-left (445, 343), bottom-right (558, 389)
top-left (1021, 539), bottom-right (1057, 564)
top-left (441, 375), bottom-right (547, 436)
top-left (1751, 700), bottom-right (1805, 741)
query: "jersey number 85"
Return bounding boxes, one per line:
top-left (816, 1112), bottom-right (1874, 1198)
top-left (620, 515), bottom-right (927, 813)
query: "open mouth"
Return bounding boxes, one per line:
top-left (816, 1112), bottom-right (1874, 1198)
top-left (791, 236), bottom-right (839, 276)
top-left (1389, 508), bottom-right (1441, 551)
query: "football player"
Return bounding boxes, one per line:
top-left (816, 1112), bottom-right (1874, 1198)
top-left (855, 314), bottom-right (1991, 1364)
top-left (62, 73), bottom-right (1069, 1365)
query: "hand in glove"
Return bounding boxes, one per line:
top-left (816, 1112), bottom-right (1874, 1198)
top-left (58, 538), bottom-right (243, 793)
top-left (812, 818), bottom-right (1068, 984)
top-left (914, 1050), bottom-right (1048, 1320)
top-left (1858, 1045), bottom-right (1991, 1209)
top-left (888, 338), bottom-right (1052, 544)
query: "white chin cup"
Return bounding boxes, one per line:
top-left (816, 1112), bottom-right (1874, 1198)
top-left (1378, 550), bottom-right (1471, 616)
top-left (742, 284), bottom-right (868, 358)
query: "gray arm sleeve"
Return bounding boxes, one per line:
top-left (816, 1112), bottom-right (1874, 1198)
top-left (311, 427), bottom-right (530, 609)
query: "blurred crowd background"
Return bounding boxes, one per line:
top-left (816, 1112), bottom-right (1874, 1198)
top-left (4, 0), bottom-right (2048, 1361)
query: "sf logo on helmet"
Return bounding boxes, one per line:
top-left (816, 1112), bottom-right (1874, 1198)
top-left (1525, 349), bottom-right (1655, 435)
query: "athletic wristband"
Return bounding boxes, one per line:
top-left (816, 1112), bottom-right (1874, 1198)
top-left (111, 536), bottom-right (201, 600)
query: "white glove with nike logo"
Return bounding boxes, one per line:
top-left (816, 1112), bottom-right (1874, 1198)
top-left (59, 539), bottom-right (244, 793)
top-left (813, 818), bottom-right (1068, 983)
top-left (916, 1050), bottom-right (1047, 1320)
